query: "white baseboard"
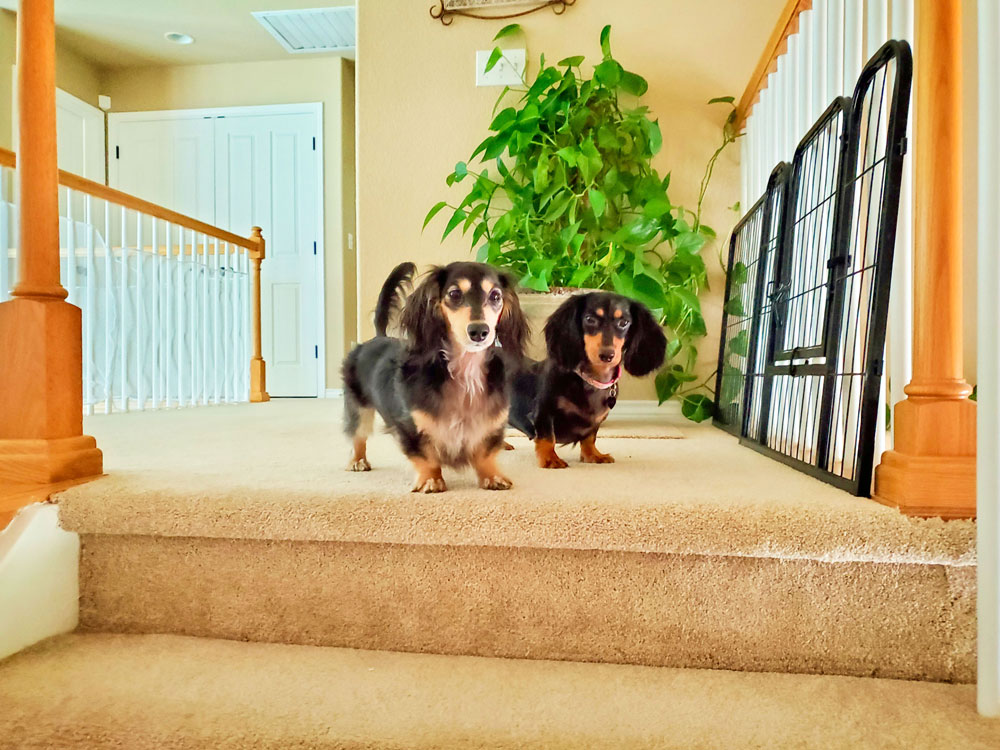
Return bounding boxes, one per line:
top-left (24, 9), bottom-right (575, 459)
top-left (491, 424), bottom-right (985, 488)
top-left (324, 388), bottom-right (344, 399)
top-left (611, 399), bottom-right (680, 417)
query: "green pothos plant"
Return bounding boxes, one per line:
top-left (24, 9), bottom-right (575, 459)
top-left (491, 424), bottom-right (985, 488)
top-left (424, 23), bottom-right (739, 421)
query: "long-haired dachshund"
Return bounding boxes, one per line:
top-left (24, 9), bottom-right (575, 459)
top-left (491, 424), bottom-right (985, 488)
top-left (508, 292), bottom-right (666, 468)
top-left (342, 261), bottom-right (528, 492)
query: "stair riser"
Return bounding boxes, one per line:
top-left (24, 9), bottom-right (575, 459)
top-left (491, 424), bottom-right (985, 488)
top-left (78, 534), bottom-right (976, 682)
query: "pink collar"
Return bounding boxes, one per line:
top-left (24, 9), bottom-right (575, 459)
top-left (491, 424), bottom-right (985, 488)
top-left (575, 365), bottom-right (621, 390)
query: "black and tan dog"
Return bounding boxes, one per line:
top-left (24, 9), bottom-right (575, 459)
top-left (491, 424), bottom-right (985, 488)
top-left (342, 261), bottom-right (528, 492)
top-left (508, 292), bottom-right (666, 468)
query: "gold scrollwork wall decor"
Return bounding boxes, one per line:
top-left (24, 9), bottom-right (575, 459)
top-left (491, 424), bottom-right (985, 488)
top-left (430, 0), bottom-right (576, 26)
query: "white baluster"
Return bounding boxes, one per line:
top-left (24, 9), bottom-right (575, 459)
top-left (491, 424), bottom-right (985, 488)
top-left (844, 0), bottom-right (865, 90)
top-left (867, 0), bottom-right (889, 56)
top-left (213, 237), bottom-right (222, 404)
top-left (888, 0), bottom-right (915, 440)
top-left (230, 240), bottom-right (238, 402)
top-left (223, 242), bottom-right (231, 403)
top-left (813, 0), bottom-right (829, 110)
top-left (202, 233), bottom-right (209, 404)
top-left (103, 201), bottom-right (112, 414)
top-left (151, 218), bottom-right (159, 409)
top-left (84, 194), bottom-right (95, 416)
top-left (177, 224), bottom-right (186, 408)
top-left (828, 0), bottom-right (845, 97)
top-left (119, 205), bottom-right (128, 412)
top-left (242, 248), bottom-right (250, 400)
top-left (188, 229), bottom-right (197, 406)
top-left (796, 11), bottom-right (810, 141)
top-left (66, 188), bottom-right (77, 306)
top-left (136, 212), bottom-right (145, 410)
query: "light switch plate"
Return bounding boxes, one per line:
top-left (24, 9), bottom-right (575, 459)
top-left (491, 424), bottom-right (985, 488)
top-left (476, 48), bottom-right (526, 87)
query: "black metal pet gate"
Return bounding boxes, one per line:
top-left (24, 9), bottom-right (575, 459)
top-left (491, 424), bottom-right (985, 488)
top-left (714, 41), bottom-right (913, 496)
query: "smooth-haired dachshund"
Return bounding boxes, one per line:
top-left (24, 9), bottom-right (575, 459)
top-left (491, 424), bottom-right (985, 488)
top-left (508, 292), bottom-right (666, 468)
top-left (342, 261), bottom-right (528, 492)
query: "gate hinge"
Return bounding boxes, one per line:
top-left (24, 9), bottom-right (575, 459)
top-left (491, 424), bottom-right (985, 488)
top-left (897, 136), bottom-right (908, 156)
top-left (869, 359), bottom-right (884, 376)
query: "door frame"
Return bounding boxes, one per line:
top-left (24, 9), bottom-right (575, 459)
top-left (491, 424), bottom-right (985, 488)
top-left (109, 102), bottom-right (327, 396)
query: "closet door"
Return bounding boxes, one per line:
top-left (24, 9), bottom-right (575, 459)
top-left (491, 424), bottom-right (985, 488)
top-left (110, 116), bottom-right (215, 224)
top-left (214, 113), bottom-right (320, 397)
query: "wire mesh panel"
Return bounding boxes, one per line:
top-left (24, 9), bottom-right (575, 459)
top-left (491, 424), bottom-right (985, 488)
top-left (714, 164), bottom-right (789, 436)
top-left (821, 40), bottom-right (912, 490)
top-left (715, 41), bottom-right (911, 496)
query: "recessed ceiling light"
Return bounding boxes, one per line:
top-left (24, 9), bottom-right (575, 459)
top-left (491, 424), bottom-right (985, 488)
top-left (164, 31), bottom-right (195, 45)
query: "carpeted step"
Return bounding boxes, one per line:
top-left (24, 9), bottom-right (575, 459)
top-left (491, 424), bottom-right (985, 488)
top-left (1, 633), bottom-right (997, 750)
top-left (55, 401), bottom-right (978, 682)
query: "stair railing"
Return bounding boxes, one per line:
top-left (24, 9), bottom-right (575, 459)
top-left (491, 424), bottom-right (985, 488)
top-left (0, 146), bottom-right (269, 414)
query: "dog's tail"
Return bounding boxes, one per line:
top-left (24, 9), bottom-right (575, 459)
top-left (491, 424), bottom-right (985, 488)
top-left (374, 262), bottom-right (417, 337)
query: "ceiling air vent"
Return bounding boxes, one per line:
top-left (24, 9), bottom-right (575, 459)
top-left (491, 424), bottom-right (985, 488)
top-left (253, 6), bottom-right (356, 55)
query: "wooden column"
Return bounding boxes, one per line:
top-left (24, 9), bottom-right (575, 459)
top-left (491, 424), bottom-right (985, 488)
top-left (249, 226), bottom-right (270, 403)
top-left (0, 0), bottom-right (102, 484)
top-left (873, 0), bottom-right (975, 517)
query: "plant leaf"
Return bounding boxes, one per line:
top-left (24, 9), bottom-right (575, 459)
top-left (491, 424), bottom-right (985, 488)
top-left (485, 47), bottom-right (504, 73)
top-left (665, 337), bottom-right (682, 361)
top-left (558, 55), bottom-right (585, 67)
top-left (708, 95), bottom-right (735, 105)
top-left (599, 24), bottom-right (612, 59)
top-left (568, 265), bottom-right (595, 288)
top-left (442, 208), bottom-right (468, 241)
top-left (423, 201), bottom-right (448, 231)
top-left (454, 161), bottom-right (468, 180)
top-left (589, 188), bottom-right (606, 219)
top-left (493, 23), bottom-right (521, 40)
top-left (681, 393), bottom-right (714, 422)
top-left (620, 71), bottom-right (648, 96)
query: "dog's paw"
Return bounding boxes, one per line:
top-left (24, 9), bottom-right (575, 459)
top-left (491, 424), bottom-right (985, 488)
top-left (581, 453), bottom-right (615, 464)
top-left (348, 457), bottom-right (371, 472)
top-left (479, 474), bottom-right (512, 490)
top-left (538, 454), bottom-right (569, 469)
top-left (412, 476), bottom-right (447, 493)
top-left (503, 441), bottom-right (516, 451)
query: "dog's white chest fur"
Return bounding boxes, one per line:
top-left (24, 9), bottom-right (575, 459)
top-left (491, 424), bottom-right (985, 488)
top-left (416, 350), bottom-right (505, 466)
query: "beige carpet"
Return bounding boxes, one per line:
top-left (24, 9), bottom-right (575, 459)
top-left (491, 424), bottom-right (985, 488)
top-left (57, 399), bottom-right (975, 565)
top-left (1, 633), bottom-right (997, 750)
top-left (77, 534), bottom-right (976, 682)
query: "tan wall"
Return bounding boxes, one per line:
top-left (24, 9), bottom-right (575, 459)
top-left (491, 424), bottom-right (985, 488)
top-left (356, 0), bottom-right (785, 390)
top-left (0, 9), bottom-right (105, 150)
top-left (103, 57), bottom-right (357, 389)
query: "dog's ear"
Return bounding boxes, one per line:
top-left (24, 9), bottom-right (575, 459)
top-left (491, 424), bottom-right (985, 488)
top-left (496, 271), bottom-right (530, 356)
top-left (544, 294), bottom-right (586, 370)
top-left (400, 266), bottom-right (449, 350)
top-left (623, 300), bottom-right (667, 377)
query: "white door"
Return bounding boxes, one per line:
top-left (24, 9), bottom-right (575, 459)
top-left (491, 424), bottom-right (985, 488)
top-left (110, 116), bottom-right (215, 224)
top-left (214, 113), bottom-right (320, 397)
top-left (11, 82), bottom-right (105, 182)
top-left (109, 107), bottom-right (322, 397)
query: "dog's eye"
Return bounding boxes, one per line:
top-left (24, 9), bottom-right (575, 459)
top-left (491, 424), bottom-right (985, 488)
top-left (583, 314), bottom-right (598, 326)
top-left (447, 288), bottom-right (462, 303)
top-left (488, 288), bottom-right (502, 306)
top-left (616, 318), bottom-right (631, 331)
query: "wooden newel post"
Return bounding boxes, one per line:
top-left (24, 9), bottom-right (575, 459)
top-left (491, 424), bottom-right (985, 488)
top-left (874, 0), bottom-right (975, 518)
top-left (249, 226), bottom-right (270, 403)
top-left (0, 0), bottom-right (102, 484)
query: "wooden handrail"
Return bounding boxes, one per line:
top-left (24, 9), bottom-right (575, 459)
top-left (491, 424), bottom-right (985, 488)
top-left (735, 0), bottom-right (812, 132)
top-left (0, 146), bottom-right (252, 249)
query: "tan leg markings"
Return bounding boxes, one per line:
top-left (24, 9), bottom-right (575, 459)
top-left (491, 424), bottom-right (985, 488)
top-left (348, 437), bottom-right (371, 472)
top-left (410, 455), bottom-right (447, 493)
top-left (473, 448), bottom-right (512, 490)
top-left (535, 438), bottom-right (568, 469)
top-left (580, 433), bottom-right (614, 464)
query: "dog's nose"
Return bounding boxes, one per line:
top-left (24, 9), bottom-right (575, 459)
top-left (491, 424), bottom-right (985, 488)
top-left (468, 323), bottom-right (490, 343)
top-left (599, 348), bottom-right (616, 363)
